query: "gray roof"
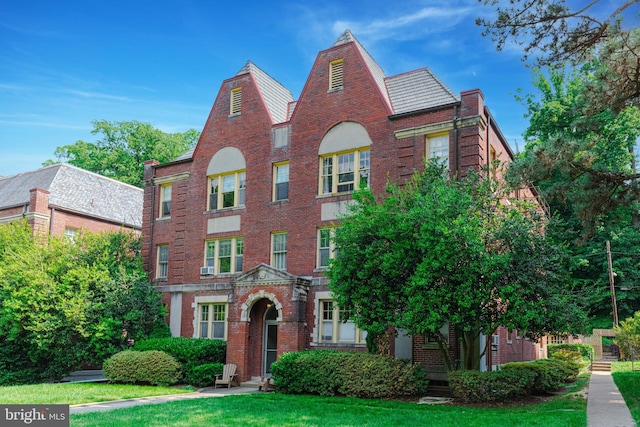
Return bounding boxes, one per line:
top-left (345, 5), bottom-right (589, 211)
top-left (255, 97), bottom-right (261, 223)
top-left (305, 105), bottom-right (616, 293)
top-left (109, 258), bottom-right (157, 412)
top-left (0, 164), bottom-right (143, 229)
top-left (237, 61), bottom-right (294, 124)
top-left (386, 68), bottom-right (460, 114)
top-left (333, 30), bottom-right (392, 110)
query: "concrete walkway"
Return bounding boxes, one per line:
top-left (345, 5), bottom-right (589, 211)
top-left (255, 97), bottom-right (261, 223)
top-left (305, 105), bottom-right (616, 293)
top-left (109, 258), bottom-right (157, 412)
top-left (70, 386), bottom-right (258, 414)
top-left (587, 371), bottom-right (636, 427)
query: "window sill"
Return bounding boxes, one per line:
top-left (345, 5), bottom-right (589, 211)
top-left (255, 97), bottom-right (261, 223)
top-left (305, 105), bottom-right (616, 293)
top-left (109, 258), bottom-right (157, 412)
top-left (313, 267), bottom-right (329, 273)
top-left (153, 278), bottom-right (168, 283)
top-left (204, 206), bottom-right (245, 215)
top-left (327, 87), bottom-right (343, 93)
top-left (200, 273), bottom-right (237, 279)
top-left (311, 342), bottom-right (366, 348)
top-left (270, 199), bottom-right (289, 205)
top-left (156, 216), bottom-right (171, 221)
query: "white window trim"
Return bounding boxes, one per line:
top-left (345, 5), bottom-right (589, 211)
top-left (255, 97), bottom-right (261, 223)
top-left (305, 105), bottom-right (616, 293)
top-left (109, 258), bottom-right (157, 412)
top-left (311, 292), bottom-right (366, 345)
top-left (192, 295), bottom-right (230, 340)
top-left (159, 184), bottom-right (172, 218)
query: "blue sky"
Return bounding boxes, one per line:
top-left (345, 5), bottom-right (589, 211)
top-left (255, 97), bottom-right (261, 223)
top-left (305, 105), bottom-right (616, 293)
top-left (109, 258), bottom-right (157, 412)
top-left (1, 0), bottom-right (542, 177)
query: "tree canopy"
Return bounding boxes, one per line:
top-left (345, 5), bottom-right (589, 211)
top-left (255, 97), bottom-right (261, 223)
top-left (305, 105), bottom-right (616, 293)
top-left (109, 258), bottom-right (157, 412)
top-left (0, 223), bottom-right (169, 385)
top-left (45, 120), bottom-right (200, 188)
top-left (327, 162), bottom-right (587, 371)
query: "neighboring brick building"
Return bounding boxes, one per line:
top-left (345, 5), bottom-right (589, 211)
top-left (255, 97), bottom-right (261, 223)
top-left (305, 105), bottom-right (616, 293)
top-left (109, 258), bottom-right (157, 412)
top-left (0, 164), bottom-right (142, 236)
top-left (142, 30), bottom-right (543, 381)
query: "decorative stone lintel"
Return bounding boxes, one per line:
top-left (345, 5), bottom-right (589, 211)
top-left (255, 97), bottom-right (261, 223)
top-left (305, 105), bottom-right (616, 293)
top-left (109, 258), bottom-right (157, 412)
top-left (394, 115), bottom-right (486, 140)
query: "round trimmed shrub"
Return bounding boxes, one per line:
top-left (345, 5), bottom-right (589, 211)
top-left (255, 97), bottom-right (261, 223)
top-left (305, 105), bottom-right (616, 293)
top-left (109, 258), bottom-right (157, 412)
top-left (186, 363), bottom-right (224, 388)
top-left (103, 350), bottom-right (182, 386)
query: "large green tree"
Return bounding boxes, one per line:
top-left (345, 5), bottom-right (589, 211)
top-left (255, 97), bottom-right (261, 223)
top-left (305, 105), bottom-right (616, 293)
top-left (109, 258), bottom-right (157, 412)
top-left (45, 120), bottom-right (200, 188)
top-left (327, 162), bottom-right (587, 371)
top-left (0, 222), bottom-right (168, 385)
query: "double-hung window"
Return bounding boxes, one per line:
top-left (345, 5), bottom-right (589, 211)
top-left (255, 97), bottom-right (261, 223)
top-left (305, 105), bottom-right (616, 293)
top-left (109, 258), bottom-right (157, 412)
top-left (198, 303), bottom-right (227, 339)
top-left (271, 232), bottom-right (287, 270)
top-left (208, 171), bottom-right (246, 210)
top-left (427, 134), bottom-right (449, 165)
top-left (319, 300), bottom-right (366, 344)
top-left (317, 228), bottom-right (338, 268)
top-left (204, 238), bottom-right (243, 275)
top-left (160, 184), bottom-right (172, 217)
top-left (320, 149), bottom-right (369, 195)
top-left (273, 162), bottom-right (289, 201)
top-left (156, 245), bottom-right (168, 279)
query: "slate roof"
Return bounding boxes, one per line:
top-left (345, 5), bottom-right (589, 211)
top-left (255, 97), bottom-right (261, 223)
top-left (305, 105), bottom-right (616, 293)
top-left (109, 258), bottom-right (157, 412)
top-left (237, 61), bottom-right (294, 125)
top-left (386, 68), bottom-right (460, 114)
top-left (0, 164), bottom-right (143, 228)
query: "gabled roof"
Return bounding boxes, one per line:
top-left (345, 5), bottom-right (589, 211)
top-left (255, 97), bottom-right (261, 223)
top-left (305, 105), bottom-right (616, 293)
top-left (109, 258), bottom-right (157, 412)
top-left (0, 164), bottom-right (143, 228)
top-left (333, 30), bottom-right (392, 111)
top-left (236, 61), bottom-right (294, 125)
top-left (386, 68), bottom-right (460, 114)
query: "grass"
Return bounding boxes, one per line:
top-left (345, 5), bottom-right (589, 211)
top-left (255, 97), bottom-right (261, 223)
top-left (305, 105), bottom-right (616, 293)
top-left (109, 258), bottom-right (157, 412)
top-left (0, 383), bottom-right (192, 405)
top-left (71, 390), bottom-right (587, 427)
top-left (612, 361), bottom-right (640, 424)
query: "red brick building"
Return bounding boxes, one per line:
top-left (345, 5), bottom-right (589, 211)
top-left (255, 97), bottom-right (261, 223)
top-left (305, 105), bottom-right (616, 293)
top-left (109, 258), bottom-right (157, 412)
top-left (0, 164), bottom-right (142, 236)
top-left (142, 30), bottom-right (543, 381)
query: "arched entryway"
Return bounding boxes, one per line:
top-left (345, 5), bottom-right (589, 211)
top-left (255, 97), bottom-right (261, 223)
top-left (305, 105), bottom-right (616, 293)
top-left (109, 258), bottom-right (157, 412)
top-left (245, 296), bottom-right (282, 379)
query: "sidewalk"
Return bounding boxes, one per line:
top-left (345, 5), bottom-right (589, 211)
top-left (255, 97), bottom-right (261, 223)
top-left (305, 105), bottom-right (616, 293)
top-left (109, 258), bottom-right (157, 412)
top-left (70, 386), bottom-right (258, 414)
top-left (587, 371), bottom-right (636, 427)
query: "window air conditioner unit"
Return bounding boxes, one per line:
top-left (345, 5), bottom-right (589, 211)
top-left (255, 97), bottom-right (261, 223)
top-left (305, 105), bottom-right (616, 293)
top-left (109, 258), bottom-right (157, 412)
top-left (200, 266), bottom-right (215, 275)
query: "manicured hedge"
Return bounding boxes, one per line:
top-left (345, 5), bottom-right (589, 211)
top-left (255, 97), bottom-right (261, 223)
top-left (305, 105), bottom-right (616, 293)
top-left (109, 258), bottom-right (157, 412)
top-left (501, 359), bottom-right (578, 394)
top-left (548, 343), bottom-right (593, 361)
top-left (133, 337), bottom-right (226, 369)
top-left (448, 369), bottom-right (535, 403)
top-left (270, 350), bottom-right (428, 398)
top-left (103, 350), bottom-right (182, 386)
top-left (186, 363), bottom-right (225, 388)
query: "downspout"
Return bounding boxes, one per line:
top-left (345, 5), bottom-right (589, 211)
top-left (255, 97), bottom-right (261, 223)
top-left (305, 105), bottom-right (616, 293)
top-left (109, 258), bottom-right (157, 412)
top-left (486, 113), bottom-right (491, 175)
top-left (453, 105), bottom-right (459, 178)
top-left (49, 207), bottom-right (55, 236)
top-left (148, 167), bottom-right (157, 274)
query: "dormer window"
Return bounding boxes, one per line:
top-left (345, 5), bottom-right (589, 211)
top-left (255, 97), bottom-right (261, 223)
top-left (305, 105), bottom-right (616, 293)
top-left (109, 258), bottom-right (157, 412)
top-left (230, 87), bottom-right (242, 115)
top-left (329, 59), bottom-right (344, 91)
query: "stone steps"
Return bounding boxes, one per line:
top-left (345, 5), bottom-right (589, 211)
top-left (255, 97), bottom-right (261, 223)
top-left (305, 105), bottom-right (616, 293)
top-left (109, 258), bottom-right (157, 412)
top-left (592, 361), bottom-right (612, 372)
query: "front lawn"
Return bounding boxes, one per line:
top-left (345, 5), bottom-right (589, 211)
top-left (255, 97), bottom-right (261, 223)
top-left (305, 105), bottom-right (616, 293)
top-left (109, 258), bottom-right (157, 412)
top-left (71, 392), bottom-right (586, 427)
top-left (612, 361), bottom-right (640, 424)
top-left (0, 383), bottom-right (191, 405)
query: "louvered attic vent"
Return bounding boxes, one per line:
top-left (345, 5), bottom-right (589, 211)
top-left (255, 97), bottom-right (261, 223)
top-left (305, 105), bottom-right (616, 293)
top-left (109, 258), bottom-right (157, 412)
top-left (230, 87), bottom-right (242, 115)
top-left (329, 59), bottom-right (344, 91)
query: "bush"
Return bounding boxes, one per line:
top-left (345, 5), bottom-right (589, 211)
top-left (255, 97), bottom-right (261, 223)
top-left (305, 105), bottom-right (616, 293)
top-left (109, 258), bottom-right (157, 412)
top-left (133, 337), bottom-right (226, 369)
top-left (186, 363), bottom-right (225, 388)
top-left (501, 359), bottom-right (577, 394)
top-left (548, 343), bottom-right (593, 361)
top-left (103, 350), bottom-right (182, 386)
top-left (270, 350), bottom-right (428, 398)
top-left (448, 370), bottom-right (535, 403)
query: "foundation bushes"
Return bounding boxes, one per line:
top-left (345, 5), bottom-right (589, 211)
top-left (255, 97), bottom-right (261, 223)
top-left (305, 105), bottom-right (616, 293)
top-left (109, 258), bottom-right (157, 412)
top-left (133, 337), bottom-right (226, 367)
top-left (448, 369), bottom-right (535, 403)
top-left (270, 350), bottom-right (428, 398)
top-left (103, 350), bottom-right (182, 386)
top-left (185, 363), bottom-right (225, 388)
top-left (501, 359), bottom-right (578, 394)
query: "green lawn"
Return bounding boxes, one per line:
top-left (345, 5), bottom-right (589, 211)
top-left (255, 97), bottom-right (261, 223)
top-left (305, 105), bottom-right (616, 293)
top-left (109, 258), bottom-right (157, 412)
top-left (612, 361), bottom-right (640, 424)
top-left (71, 391), bottom-right (586, 427)
top-left (0, 383), bottom-right (191, 405)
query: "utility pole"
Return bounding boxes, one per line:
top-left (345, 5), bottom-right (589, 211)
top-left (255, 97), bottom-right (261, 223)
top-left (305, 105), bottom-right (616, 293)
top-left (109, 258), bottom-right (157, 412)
top-left (606, 240), bottom-right (619, 328)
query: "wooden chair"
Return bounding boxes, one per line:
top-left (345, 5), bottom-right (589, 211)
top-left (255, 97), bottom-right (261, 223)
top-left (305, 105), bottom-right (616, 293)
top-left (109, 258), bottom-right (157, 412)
top-left (214, 364), bottom-right (238, 388)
